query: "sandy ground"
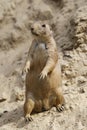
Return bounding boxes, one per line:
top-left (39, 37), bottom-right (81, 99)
top-left (0, 0), bottom-right (87, 130)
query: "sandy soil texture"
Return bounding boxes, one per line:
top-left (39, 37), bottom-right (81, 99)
top-left (0, 0), bottom-right (87, 130)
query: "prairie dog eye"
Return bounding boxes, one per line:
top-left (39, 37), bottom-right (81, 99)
top-left (42, 24), bottom-right (46, 27)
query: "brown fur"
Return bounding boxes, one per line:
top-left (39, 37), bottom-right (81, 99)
top-left (23, 22), bottom-right (65, 121)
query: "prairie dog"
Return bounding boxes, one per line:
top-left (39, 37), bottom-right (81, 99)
top-left (23, 22), bottom-right (65, 122)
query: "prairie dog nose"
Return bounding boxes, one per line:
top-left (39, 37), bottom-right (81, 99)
top-left (31, 27), bottom-right (34, 31)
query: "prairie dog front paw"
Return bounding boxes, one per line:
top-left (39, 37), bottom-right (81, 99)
top-left (22, 61), bottom-right (30, 74)
top-left (39, 70), bottom-right (47, 79)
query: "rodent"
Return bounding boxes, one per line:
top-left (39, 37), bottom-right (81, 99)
top-left (23, 21), bottom-right (65, 122)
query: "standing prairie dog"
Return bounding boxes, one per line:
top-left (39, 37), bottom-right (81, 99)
top-left (23, 22), bottom-right (65, 122)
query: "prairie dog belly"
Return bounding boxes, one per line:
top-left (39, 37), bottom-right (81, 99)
top-left (26, 42), bottom-right (49, 98)
top-left (26, 42), bottom-right (61, 99)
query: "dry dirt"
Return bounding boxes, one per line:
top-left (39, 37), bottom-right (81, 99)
top-left (0, 0), bottom-right (87, 130)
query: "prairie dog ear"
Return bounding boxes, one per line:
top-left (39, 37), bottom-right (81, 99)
top-left (41, 21), bottom-right (46, 26)
top-left (42, 22), bottom-right (52, 31)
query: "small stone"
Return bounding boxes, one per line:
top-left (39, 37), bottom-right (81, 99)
top-left (65, 70), bottom-right (71, 76)
top-left (65, 104), bottom-right (69, 110)
top-left (61, 61), bottom-right (69, 71)
top-left (80, 44), bottom-right (87, 52)
top-left (78, 76), bottom-right (86, 84)
top-left (16, 93), bottom-right (24, 101)
top-left (0, 114), bottom-right (2, 117)
top-left (83, 60), bottom-right (87, 66)
top-left (0, 98), bottom-right (6, 102)
top-left (69, 104), bottom-right (75, 111)
top-left (11, 2), bottom-right (16, 9)
top-left (3, 110), bottom-right (8, 113)
top-left (65, 70), bottom-right (76, 79)
top-left (78, 121), bottom-right (84, 130)
top-left (79, 88), bottom-right (85, 93)
top-left (0, 88), bottom-right (8, 102)
top-left (65, 81), bottom-right (71, 86)
top-left (51, 107), bottom-right (57, 112)
top-left (15, 22), bottom-right (25, 30)
top-left (11, 29), bottom-right (21, 42)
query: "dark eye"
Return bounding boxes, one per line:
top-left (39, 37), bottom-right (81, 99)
top-left (42, 24), bottom-right (46, 27)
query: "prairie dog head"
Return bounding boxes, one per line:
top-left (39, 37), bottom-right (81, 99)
top-left (30, 22), bottom-right (52, 39)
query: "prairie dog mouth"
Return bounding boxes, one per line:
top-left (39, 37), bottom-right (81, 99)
top-left (31, 28), bottom-right (39, 36)
top-left (31, 31), bottom-right (39, 36)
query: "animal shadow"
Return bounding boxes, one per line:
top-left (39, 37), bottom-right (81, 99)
top-left (0, 105), bottom-right (27, 128)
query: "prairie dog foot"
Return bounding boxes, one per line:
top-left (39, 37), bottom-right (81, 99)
top-left (25, 114), bottom-right (33, 122)
top-left (56, 104), bottom-right (65, 112)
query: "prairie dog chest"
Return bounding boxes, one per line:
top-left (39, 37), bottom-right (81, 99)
top-left (32, 42), bottom-right (48, 60)
top-left (30, 42), bottom-right (48, 69)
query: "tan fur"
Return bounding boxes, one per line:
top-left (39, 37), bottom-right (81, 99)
top-left (23, 22), bottom-right (65, 121)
